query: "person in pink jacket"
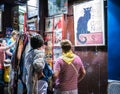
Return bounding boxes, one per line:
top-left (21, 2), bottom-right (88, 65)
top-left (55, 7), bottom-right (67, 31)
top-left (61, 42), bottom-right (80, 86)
top-left (53, 39), bottom-right (86, 94)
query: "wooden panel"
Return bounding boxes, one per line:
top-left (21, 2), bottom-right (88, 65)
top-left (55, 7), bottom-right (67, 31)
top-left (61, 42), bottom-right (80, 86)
top-left (74, 47), bottom-right (107, 94)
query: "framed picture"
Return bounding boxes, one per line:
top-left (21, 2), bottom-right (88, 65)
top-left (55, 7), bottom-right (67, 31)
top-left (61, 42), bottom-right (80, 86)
top-left (54, 14), bottom-right (63, 31)
top-left (45, 17), bottom-right (54, 32)
top-left (53, 14), bottom-right (64, 46)
top-left (27, 22), bottom-right (36, 31)
top-left (27, 0), bottom-right (39, 18)
top-left (73, 0), bottom-right (105, 46)
top-left (0, 10), bottom-right (2, 32)
top-left (48, 0), bottom-right (68, 16)
top-left (53, 29), bottom-right (62, 46)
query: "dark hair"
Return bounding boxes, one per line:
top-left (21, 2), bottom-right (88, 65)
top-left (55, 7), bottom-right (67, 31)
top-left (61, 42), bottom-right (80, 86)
top-left (30, 34), bottom-right (44, 49)
top-left (44, 41), bottom-right (48, 46)
top-left (60, 39), bottom-right (72, 53)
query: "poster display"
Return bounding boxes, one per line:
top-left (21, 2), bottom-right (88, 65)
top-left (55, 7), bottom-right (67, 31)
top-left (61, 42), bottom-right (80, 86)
top-left (45, 15), bottom-right (64, 46)
top-left (45, 15), bottom-right (64, 64)
top-left (73, 0), bottom-right (105, 46)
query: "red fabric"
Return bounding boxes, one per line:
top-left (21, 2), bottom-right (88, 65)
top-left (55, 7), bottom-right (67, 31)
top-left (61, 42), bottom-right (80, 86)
top-left (0, 49), bottom-right (5, 69)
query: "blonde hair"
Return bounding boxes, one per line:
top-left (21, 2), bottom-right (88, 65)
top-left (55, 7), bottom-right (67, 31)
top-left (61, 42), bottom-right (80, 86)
top-left (11, 30), bottom-right (18, 37)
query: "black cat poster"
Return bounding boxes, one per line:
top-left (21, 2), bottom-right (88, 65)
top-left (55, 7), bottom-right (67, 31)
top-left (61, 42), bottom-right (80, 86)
top-left (73, 0), bottom-right (105, 46)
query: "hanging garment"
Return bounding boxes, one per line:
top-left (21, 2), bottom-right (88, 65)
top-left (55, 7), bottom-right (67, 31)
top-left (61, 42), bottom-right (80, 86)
top-left (10, 34), bottom-right (28, 94)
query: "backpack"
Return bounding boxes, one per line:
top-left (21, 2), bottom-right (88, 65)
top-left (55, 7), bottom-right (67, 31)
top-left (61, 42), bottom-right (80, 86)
top-left (40, 60), bottom-right (53, 82)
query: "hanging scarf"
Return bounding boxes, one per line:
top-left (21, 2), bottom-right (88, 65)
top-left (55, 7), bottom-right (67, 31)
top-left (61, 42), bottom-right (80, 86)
top-left (61, 50), bottom-right (75, 64)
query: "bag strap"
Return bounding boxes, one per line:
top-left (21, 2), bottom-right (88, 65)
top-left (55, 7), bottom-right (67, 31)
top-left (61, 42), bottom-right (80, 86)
top-left (60, 55), bottom-right (79, 75)
top-left (70, 63), bottom-right (79, 75)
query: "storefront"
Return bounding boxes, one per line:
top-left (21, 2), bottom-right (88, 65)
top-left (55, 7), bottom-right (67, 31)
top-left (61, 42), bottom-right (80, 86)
top-left (1, 0), bottom-right (120, 94)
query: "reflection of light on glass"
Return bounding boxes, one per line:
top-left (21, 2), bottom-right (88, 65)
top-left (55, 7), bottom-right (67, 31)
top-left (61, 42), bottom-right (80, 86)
top-left (28, 0), bottom-right (38, 7)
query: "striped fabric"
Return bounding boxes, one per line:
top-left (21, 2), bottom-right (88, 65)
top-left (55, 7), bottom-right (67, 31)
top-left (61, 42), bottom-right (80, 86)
top-left (54, 55), bottom-right (84, 91)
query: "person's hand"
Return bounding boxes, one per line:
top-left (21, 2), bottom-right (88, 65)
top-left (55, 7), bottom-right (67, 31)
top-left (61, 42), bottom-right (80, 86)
top-left (4, 59), bottom-right (11, 64)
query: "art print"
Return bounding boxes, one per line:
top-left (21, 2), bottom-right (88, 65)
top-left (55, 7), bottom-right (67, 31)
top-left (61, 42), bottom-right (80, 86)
top-left (53, 29), bottom-right (62, 46)
top-left (45, 17), bottom-right (53, 32)
top-left (48, 0), bottom-right (68, 16)
top-left (54, 15), bottom-right (63, 31)
top-left (73, 0), bottom-right (105, 46)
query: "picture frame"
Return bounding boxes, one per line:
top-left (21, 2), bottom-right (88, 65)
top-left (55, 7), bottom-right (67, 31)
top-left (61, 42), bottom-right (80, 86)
top-left (45, 17), bottom-right (54, 32)
top-left (48, 0), bottom-right (68, 16)
top-left (53, 29), bottom-right (62, 46)
top-left (54, 14), bottom-right (63, 31)
top-left (73, 0), bottom-right (105, 46)
top-left (27, 0), bottom-right (39, 18)
top-left (53, 14), bottom-right (64, 46)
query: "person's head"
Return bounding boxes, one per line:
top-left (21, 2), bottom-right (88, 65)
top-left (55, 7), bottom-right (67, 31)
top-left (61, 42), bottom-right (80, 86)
top-left (30, 34), bottom-right (44, 49)
top-left (0, 38), bottom-right (6, 47)
top-left (60, 39), bottom-right (72, 53)
top-left (11, 30), bottom-right (19, 40)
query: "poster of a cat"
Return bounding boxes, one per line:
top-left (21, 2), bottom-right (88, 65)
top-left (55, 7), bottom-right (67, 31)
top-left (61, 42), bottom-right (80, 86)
top-left (73, 0), bottom-right (105, 46)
